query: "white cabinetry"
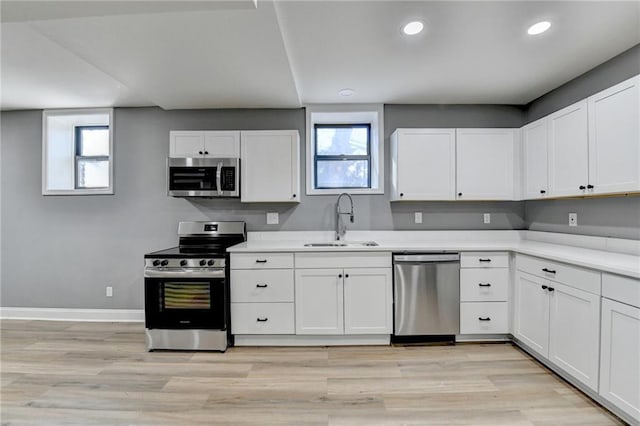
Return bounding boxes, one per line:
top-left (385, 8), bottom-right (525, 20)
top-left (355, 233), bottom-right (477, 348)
top-left (241, 130), bottom-right (300, 202)
top-left (456, 129), bottom-right (517, 200)
top-left (522, 118), bottom-right (549, 199)
top-left (459, 252), bottom-right (509, 334)
top-left (390, 128), bottom-right (456, 201)
top-left (169, 131), bottom-right (240, 158)
top-left (294, 253), bottom-right (392, 336)
top-left (514, 254), bottom-right (601, 391)
top-left (548, 100), bottom-right (590, 197)
top-left (599, 273), bottom-right (640, 423)
top-left (588, 75), bottom-right (640, 195)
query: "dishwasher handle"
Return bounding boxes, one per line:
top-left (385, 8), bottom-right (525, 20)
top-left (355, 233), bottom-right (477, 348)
top-left (393, 253), bottom-right (460, 263)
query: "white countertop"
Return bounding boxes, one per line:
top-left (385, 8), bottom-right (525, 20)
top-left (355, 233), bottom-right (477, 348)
top-left (227, 231), bottom-right (640, 279)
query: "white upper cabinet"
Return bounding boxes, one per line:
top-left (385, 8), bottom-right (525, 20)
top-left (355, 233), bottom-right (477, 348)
top-left (390, 128), bottom-right (456, 201)
top-left (522, 118), bottom-right (549, 199)
top-left (548, 100), bottom-right (590, 197)
top-left (588, 75), bottom-right (640, 195)
top-left (169, 131), bottom-right (240, 157)
top-left (240, 130), bottom-right (300, 203)
top-left (456, 129), bottom-right (517, 200)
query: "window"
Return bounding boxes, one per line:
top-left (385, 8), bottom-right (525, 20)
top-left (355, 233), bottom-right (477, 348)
top-left (42, 109), bottom-right (114, 195)
top-left (314, 124), bottom-right (371, 189)
top-left (306, 105), bottom-right (383, 195)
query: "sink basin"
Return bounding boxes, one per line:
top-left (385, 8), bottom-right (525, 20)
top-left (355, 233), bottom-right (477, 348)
top-left (303, 241), bottom-right (379, 247)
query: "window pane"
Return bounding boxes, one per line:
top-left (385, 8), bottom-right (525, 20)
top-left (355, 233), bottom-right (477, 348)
top-left (79, 128), bottom-right (109, 156)
top-left (77, 159), bottom-right (109, 188)
top-left (316, 160), bottom-right (369, 188)
top-left (316, 126), bottom-right (368, 155)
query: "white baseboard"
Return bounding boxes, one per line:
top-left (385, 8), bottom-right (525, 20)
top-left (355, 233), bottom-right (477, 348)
top-left (0, 307), bottom-right (144, 322)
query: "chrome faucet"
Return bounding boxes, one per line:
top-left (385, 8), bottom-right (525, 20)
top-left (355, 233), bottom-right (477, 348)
top-left (335, 192), bottom-right (354, 241)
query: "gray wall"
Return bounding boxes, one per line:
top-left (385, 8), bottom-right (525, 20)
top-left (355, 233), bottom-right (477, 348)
top-left (0, 105), bottom-right (526, 309)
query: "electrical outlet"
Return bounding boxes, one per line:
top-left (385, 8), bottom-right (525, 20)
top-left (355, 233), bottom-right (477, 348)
top-left (483, 213), bottom-right (491, 224)
top-left (106, 286), bottom-right (113, 297)
top-left (266, 212), bottom-right (279, 225)
top-left (414, 212), bottom-right (423, 224)
top-left (569, 212), bottom-right (578, 227)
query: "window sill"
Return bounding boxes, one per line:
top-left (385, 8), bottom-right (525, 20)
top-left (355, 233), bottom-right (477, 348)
top-left (42, 188), bottom-right (114, 196)
top-left (306, 188), bottom-right (384, 196)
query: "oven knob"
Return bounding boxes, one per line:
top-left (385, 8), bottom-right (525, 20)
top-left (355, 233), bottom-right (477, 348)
top-left (207, 259), bottom-right (215, 266)
top-left (160, 260), bottom-right (169, 266)
top-left (152, 260), bottom-right (160, 267)
top-left (199, 259), bottom-right (207, 266)
top-left (180, 260), bottom-right (187, 267)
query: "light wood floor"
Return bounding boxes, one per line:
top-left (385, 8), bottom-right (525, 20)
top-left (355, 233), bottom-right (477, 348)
top-left (0, 320), bottom-right (623, 425)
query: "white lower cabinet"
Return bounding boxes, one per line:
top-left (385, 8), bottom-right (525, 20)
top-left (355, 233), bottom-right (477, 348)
top-left (460, 302), bottom-right (508, 334)
top-left (514, 255), bottom-right (601, 392)
top-left (231, 303), bottom-right (295, 334)
top-left (295, 267), bottom-right (392, 335)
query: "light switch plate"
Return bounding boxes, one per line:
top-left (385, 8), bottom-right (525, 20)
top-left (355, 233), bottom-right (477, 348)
top-left (266, 212), bottom-right (279, 225)
top-left (483, 213), bottom-right (491, 224)
top-left (414, 212), bottom-right (423, 224)
top-left (569, 212), bottom-right (577, 227)
top-left (106, 286), bottom-right (113, 297)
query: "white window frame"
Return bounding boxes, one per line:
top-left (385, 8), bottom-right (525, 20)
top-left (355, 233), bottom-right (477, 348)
top-left (305, 104), bottom-right (384, 195)
top-left (42, 108), bottom-right (114, 195)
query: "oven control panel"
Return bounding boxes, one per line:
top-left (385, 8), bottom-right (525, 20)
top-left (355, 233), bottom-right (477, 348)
top-left (145, 258), bottom-right (225, 269)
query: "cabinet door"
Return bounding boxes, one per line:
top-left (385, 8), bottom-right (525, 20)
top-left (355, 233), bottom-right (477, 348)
top-left (294, 269), bottom-right (343, 335)
top-left (588, 76), bottom-right (640, 195)
top-left (456, 129), bottom-right (516, 200)
top-left (548, 100), bottom-right (589, 197)
top-left (391, 129), bottom-right (456, 200)
top-left (514, 271), bottom-right (549, 357)
top-left (241, 131), bottom-right (300, 202)
top-left (169, 131), bottom-right (204, 157)
top-left (548, 282), bottom-right (601, 391)
top-left (204, 131), bottom-right (240, 157)
top-left (343, 268), bottom-right (392, 334)
top-left (599, 298), bottom-right (640, 422)
top-left (522, 118), bottom-right (549, 199)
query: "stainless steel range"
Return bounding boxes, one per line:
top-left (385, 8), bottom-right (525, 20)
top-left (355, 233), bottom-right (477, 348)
top-left (144, 221), bottom-right (246, 351)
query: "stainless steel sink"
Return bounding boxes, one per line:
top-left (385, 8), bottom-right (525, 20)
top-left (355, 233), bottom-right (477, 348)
top-left (303, 241), bottom-right (379, 247)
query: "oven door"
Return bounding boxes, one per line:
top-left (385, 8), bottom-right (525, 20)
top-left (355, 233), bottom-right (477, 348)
top-left (144, 276), bottom-right (226, 329)
top-left (167, 157), bottom-right (239, 197)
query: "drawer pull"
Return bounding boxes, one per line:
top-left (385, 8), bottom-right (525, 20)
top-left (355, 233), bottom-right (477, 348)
top-left (256, 284), bottom-right (268, 288)
top-left (547, 287), bottom-right (555, 292)
top-left (478, 317), bottom-right (491, 321)
top-left (478, 258), bottom-right (492, 262)
top-left (256, 318), bottom-right (268, 322)
top-left (542, 268), bottom-right (556, 274)
top-left (255, 259), bottom-right (268, 264)
top-left (541, 285), bottom-right (548, 290)
top-left (478, 283), bottom-right (492, 287)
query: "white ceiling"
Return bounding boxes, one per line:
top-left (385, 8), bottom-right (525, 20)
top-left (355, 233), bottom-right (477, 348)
top-left (1, 1), bottom-right (639, 110)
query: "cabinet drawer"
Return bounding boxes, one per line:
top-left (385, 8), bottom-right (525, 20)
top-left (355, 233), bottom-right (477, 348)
top-left (461, 252), bottom-right (509, 268)
top-left (295, 252), bottom-right (391, 269)
top-left (516, 254), bottom-right (601, 295)
top-left (602, 273), bottom-right (640, 308)
top-left (231, 303), bottom-right (294, 334)
top-left (231, 253), bottom-right (294, 269)
top-left (231, 270), bottom-right (294, 303)
top-left (460, 269), bottom-right (509, 301)
top-left (460, 302), bottom-right (508, 334)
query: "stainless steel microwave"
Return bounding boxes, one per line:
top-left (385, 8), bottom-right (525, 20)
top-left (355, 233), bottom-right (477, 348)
top-left (167, 157), bottom-right (240, 197)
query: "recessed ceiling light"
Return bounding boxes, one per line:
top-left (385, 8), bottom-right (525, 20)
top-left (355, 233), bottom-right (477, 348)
top-left (527, 21), bottom-right (551, 35)
top-left (338, 88), bottom-right (355, 97)
top-left (402, 21), bottom-right (424, 36)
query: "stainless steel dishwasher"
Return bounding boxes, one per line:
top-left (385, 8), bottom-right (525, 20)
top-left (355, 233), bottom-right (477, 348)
top-left (393, 253), bottom-right (460, 342)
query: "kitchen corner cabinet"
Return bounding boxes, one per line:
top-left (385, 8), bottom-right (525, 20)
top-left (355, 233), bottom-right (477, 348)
top-left (169, 131), bottom-right (240, 158)
top-left (514, 255), bottom-right (601, 391)
top-left (522, 118), bottom-right (549, 199)
top-left (390, 128), bottom-right (456, 201)
top-left (241, 130), bottom-right (300, 202)
top-left (587, 75), bottom-right (640, 195)
top-left (455, 129), bottom-right (517, 200)
top-left (548, 100), bottom-right (590, 197)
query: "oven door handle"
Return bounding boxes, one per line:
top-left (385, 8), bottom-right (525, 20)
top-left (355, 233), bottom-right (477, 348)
top-left (216, 161), bottom-right (223, 196)
top-left (144, 269), bottom-right (226, 279)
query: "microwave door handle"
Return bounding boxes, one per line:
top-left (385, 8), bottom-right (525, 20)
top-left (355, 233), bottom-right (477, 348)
top-left (216, 161), bottom-right (223, 196)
